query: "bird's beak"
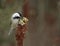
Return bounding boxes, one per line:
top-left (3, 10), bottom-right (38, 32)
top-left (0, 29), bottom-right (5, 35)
top-left (19, 17), bottom-right (28, 26)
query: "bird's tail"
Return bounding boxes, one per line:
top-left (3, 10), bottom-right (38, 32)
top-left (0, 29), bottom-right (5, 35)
top-left (8, 27), bottom-right (14, 36)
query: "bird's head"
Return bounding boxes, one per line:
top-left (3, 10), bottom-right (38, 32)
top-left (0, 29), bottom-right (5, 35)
top-left (11, 12), bottom-right (28, 26)
top-left (12, 12), bottom-right (23, 19)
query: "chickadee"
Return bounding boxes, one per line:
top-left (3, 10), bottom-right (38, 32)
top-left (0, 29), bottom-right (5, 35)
top-left (8, 12), bottom-right (22, 36)
top-left (8, 12), bottom-right (28, 36)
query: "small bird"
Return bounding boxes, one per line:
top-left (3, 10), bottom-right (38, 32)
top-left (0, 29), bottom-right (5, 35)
top-left (8, 12), bottom-right (28, 36)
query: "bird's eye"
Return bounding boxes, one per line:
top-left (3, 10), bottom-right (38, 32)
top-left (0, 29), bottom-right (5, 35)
top-left (13, 16), bottom-right (20, 19)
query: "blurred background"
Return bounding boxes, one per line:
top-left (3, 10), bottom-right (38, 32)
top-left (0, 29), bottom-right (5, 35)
top-left (0, 0), bottom-right (60, 46)
top-left (0, 0), bottom-right (23, 46)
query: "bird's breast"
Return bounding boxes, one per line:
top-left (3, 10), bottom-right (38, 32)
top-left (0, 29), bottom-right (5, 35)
top-left (12, 19), bottom-right (19, 24)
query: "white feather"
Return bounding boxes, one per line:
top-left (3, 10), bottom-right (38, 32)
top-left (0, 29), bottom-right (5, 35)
top-left (8, 13), bottom-right (20, 36)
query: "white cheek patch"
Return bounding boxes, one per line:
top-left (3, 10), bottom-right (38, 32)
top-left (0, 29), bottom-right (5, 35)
top-left (12, 13), bottom-right (20, 18)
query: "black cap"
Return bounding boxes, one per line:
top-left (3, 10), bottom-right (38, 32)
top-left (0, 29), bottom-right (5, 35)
top-left (17, 12), bottom-right (23, 18)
